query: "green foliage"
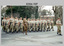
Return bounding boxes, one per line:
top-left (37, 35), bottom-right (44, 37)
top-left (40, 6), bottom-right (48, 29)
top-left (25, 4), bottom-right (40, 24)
top-left (53, 6), bottom-right (63, 24)
top-left (41, 9), bottom-right (52, 15)
top-left (6, 6), bottom-right (38, 19)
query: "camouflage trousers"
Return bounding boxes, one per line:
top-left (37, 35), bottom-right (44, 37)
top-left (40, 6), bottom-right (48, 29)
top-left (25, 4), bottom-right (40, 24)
top-left (2, 25), bottom-right (5, 31)
top-left (10, 24), bottom-right (14, 32)
top-left (5, 25), bottom-right (9, 32)
top-left (15, 24), bottom-right (19, 32)
top-left (51, 24), bottom-right (54, 31)
top-left (32, 24), bottom-right (35, 31)
top-left (57, 25), bottom-right (61, 34)
top-left (43, 24), bottom-right (47, 31)
top-left (40, 23), bottom-right (42, 31)
top-left (35, 24), bottom-right (38, 31)
top-left (47, 23), bottom-right (50, 31)
top-left (20, 24), bottom-right (23, 32)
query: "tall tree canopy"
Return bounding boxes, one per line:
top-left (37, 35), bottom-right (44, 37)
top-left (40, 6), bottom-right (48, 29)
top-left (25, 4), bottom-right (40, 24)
top-left (53, 6), bottom-right (63, 24)
top-left (6, 6), bottom-right (38, 19)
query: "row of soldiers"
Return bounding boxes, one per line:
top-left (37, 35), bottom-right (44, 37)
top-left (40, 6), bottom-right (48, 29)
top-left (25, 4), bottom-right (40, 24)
top-left (2, 16), bottom-right (62, 35)
top-left (27, 18), bottom-right (54, 32)
top-left (2, 16), bottom-right (54, 33)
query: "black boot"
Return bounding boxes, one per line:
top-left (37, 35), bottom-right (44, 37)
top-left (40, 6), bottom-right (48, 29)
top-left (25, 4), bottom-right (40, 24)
top-left (59, 34), bottom-right (62, 36)
top-left (57, 32), bottom-right (58, 34)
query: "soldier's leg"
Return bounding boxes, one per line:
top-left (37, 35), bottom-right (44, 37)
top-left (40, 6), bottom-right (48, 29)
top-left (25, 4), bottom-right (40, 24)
top-left (48, 25), bottom-right (50, 31)
top-left (29, 25), bottom-right (30, 32)
top-left (6, 25), bottom-right (9, 33)
top-left (32, 24), bottom-right (34, 31)
top-left (20, 24), bottom-right (23, 32)
top-left (7, 25), bottom-right (10, 33)
top-left (12, 26), bottom-right (14, 33)
top-left (30, 24), bottom-right (31, 32)
top-left (57, 25), bottom-right (59, 34)
top-left (52, 24), bottom-right (54, 31)
top-left (43, 24), bottom-right (45, 32)
top-left (44, 24), bottom-right (45, 32)
top-left (36, 25), bottom-right (38, 31)
top-left (32, 24), bottom-right (33, 31)
top-left (46, 24), bottom-right (47, 31)
top-left (47, 23), bottom-right (49, 31)
top-left (25, 30), bottom-right (27, 35)
top-left (11, 24), bottom-right (13, 33)
top-left (35, 24), bottom-right (37, 31)
top-left (6, 25), bottom-right (7, 33)
top-left (40, 24), bottom-right (41, 31)
top-left (23, 27), bottom-right (24, 34)
top-left (10, 24), bottom-right (12, 33)
top-left (17, 25), bottom-right (18, 32)
top-left (33, 25), bottom-right (35, 32)
top-left (58, 25), bottom-right (61, 35)
top-left (42, 24), bottom-right (43, 31)
top-left (3, 26), bottom-right (5, 32)
top-left (16, 24), bottom-right (18, 32)
top-left (22, 26), bottom-right (23, 32)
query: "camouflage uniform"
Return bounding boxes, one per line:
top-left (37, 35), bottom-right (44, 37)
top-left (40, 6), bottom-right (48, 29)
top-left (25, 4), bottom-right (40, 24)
top-left (47, 19), bottom-right (51, 31)
top-left (14, 17), bottom-right (19, 32)
top-left (19, 18), bottom-right (23, 32)
top-left (32, 19), bottom-right (35, 31)
top-left (30, 19), bottom-right (33, 31)
top-left (37, 19), bottom-right (39, 31)
top-left (43, 19), bottom-right (45, 31)
top-left (2, 17), bottom-right (6, 31)
top-left (10, 17), bottom-right (14, 32)
top-left (23, 18), bottom-right (28, 35)
top-left (41, 19), bottom-right (43, 31)
top-left (30, 20), bottom-right (31, 32)
top-left (51, 19), bottom-right (54, 31)
top-left (5, 17), bottom-right (10, 33)
top-left (56, 18), bottom-right (62, 35)
top-left (45, 19), bottom-right (47, 31)
top-left (35, 19), bottom-right (38, 31)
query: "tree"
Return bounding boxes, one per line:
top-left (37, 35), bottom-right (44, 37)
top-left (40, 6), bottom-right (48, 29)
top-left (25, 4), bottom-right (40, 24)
top-left (5, 6), bottom-right (38, 19)
top-left (53, 6), bottom-right (63, 24)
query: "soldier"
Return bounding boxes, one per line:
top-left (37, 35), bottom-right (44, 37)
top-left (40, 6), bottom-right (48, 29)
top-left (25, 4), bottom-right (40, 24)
top-left (23, 18), bottom-right (28, 35)
top-left (38, 18), bottom-right (40, 31)
top-left (47, 18), bottom-right (51, 31)
top-left (51, 19), bottom-right (54, 31)
top-left (45, 19), bottom-right (47, 31)
top-left (31, 19), bottom-right (34, 31)
top-left (32, 18), bottom-right (35, 32)
top-left (41, 18), bottom-right (43, 32)
top-left (5, 17), bottom-right (10, 33)
top-left (19, 17), bottom-right (23, 32)
top-left (14, 17), bottom-right (19, 32)
top-left (9, 16), bottom-right (15, 33)
top-left (41, 19), bottom-right (43, 31)
top-left (43, 19), bottom-right (45, 32)
top-left (29, 19), bottom-right (31, 32)
top-left (29, 18), bottom-right (31, 32)
top-left (31, 19), bottom-right (33, 31)
top-left (27, 18), bottom-right (30, 32)
top-left (2, 17), bottom-right (6, 32)
top-left (56, 17), bottom-right (62, 35)
top-left (35, 19), bottom-right (37, 31)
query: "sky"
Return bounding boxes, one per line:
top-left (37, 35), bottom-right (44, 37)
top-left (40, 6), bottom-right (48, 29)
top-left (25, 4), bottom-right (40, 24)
top-left (41, 6), bottom-right (53, 11)
top-left (1, 5), bottom-right (6, 8)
